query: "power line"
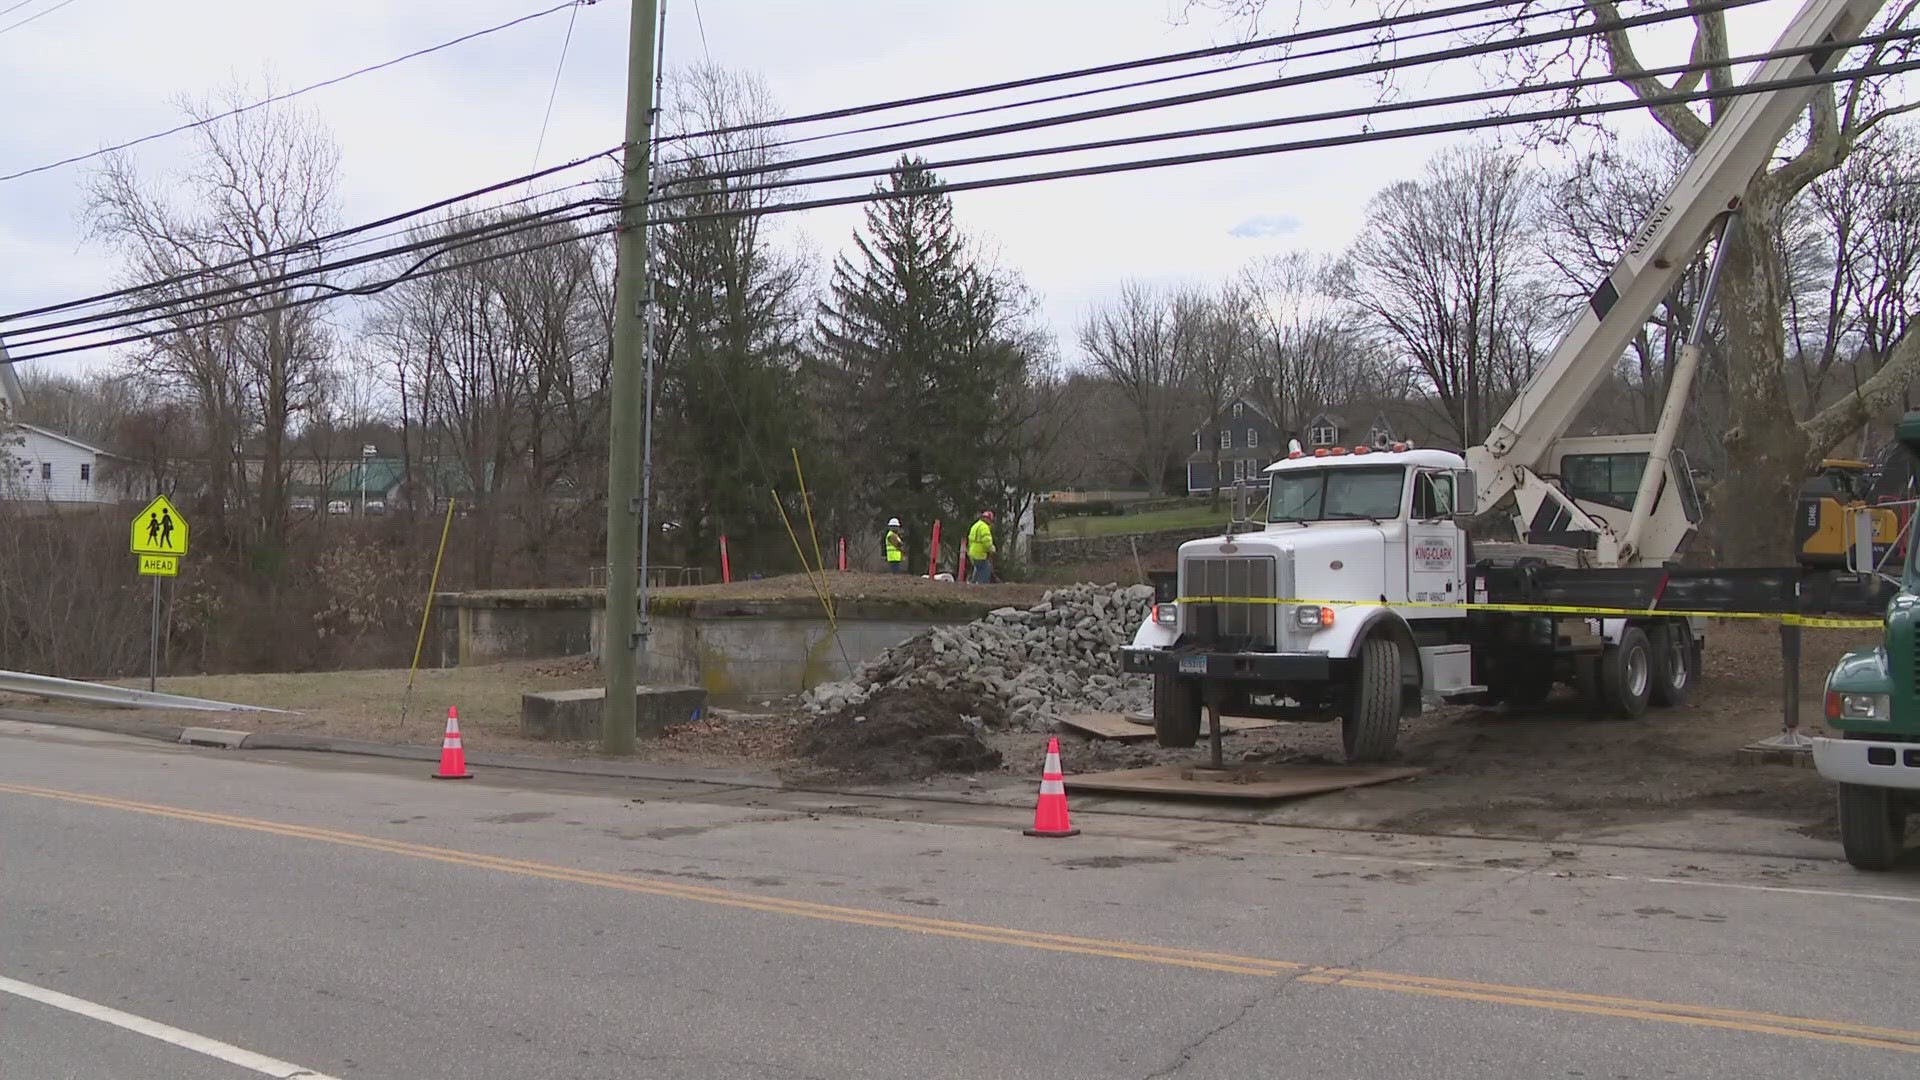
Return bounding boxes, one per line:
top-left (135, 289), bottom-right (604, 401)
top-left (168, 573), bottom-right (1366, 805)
top-left (0, 0), bottom-right (80, 37)
top-left (730, 0), bottom-right (1597, 159)
top-left (661, 0), bottom-right (1757, 191)
top-left (0, 0), bottom-right (595, 184)
top-left (0, 0), bottom-right (44, 20)
top-left (13, 48), bottom-right (1910, 365)
top-left (4, 217), bottom-right (619, 363)
top-left (0, 145), bottom-right (619, 323)
top-left (645, 55), bottom-right (1920, 231)
top-left (528, 0), bottom-right (588, 180)
top-left (663, 0), bottom-right (1539, 144)
top-left (2, 10), bottom-right (1850, 352)
top-left (2, 199), bottom-right (618, 350)
top-left (658, 24), bottom-right (1920, 211)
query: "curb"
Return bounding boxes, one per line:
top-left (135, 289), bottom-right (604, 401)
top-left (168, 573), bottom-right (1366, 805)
top-left (0, 708), bottom-right (187, 744)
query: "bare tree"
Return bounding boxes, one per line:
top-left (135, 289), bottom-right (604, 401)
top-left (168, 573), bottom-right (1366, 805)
top-left (1239, 252), bottom-right (1393, 438)
top-left (1075, 281), bottom-right (1199, 494)
top-left (86, 87), bottom-right (341, 550)
top-left (1341, 145), bottom-right (1541, 447)
top-left (1186, 285), bottom-right (1256, 500)
top-left (1803, 122), bottom-right (1920, 433)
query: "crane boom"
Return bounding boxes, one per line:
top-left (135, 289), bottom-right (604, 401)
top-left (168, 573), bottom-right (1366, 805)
top-left (1468, 0), bottom-right (1886, 564)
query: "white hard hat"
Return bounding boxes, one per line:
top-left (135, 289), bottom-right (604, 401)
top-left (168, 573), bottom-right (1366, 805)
top-left (887, 517), bottom-right (901, 527)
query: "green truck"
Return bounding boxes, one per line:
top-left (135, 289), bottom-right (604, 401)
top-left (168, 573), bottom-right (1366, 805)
top-left (1815, 413), bottom-right (1920, 870)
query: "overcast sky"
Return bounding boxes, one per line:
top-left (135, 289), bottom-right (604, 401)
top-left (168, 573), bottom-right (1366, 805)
top-left (0, 0), bottom-right (1807, 379)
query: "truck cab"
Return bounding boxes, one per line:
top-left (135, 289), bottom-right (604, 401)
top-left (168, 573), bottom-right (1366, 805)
top-left (1814, 416), bottom-right (1920, 870)
top-left (1122, 445), bottom-right (1485, 762)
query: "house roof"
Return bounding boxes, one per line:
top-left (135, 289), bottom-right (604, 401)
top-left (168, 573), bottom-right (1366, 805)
top-left (12, 423), bottom-right (122, 459)
top-left (1189, 396), bottom-right (1277, 435)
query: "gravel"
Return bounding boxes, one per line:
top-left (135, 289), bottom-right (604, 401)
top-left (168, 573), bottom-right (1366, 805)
top-left (802, 583), bottom-right (1157, 732)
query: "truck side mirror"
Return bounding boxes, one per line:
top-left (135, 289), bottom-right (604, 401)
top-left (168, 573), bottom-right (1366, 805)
top-left (1453, 469), bottom-right (1477, 516)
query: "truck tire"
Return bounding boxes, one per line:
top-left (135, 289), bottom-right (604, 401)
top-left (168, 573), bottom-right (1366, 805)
top-left (1342, 637), bottom-right (1401, 763)
top-left (1153, 675), bottom-right (1202, 749)
top-left (1837, 783), bottom-right (1905, 871)
top-left (1599, 626), bottom-right (1653, 719)
top-left (1647, 624), bottom-right (1694, 708)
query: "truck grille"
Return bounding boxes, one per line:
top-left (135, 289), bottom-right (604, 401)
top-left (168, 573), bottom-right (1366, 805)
top-left (1182, 555), bottom-right (1277, 650)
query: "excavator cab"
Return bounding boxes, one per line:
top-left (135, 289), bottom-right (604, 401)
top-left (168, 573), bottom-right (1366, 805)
top-left (1796, 458), bottom-right (1900, 571)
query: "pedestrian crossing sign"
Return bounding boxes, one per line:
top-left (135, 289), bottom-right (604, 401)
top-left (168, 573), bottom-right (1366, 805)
top-left (130, 495), bottom-right (189, 557)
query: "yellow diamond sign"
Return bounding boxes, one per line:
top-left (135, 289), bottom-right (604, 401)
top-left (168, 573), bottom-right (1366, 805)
top-left (130, 495), bottom-right (189, 557)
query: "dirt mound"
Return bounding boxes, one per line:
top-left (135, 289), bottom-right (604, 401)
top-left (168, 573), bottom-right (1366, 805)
top-left (799, 684), bottom-right (1004, 778)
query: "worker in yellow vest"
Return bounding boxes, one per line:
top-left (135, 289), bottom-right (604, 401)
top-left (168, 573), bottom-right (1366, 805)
top-left (968, 510), bottom-right (996, 584)
top-left (884, 517), bottom-right (905, 573)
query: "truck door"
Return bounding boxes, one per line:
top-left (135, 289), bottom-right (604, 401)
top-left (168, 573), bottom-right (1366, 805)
top-left (1408, 470), bottom-right (1464, 611)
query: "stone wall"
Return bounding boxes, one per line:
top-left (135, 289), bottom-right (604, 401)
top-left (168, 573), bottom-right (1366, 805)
top-left (1029, 526), bottom-right (1221, 567)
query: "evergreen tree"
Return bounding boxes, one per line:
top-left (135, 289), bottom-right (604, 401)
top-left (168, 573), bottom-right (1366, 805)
top-left (816, 157), bottom-right (1038, 571)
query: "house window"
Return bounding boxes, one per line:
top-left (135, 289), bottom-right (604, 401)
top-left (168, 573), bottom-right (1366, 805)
top-left (1232, 402), bottom-right (1244, 418)
top-left (80, 463), bottom-right (92, 482)
top-left (1247, 429), bottom-right (1258, 449)
top-left (1195, 431), bottom-right (1202, 451)
top-left (40, 462), bottom-right (51, 481)
top-left (1219, 429), bottom-right (1232, 450)
top-left (1309, 425), bottom-right (1337, 447)
top-left (1233, 459), bottom-right (1246, 481)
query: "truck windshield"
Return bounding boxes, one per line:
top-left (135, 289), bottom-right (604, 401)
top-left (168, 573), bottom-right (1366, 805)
top-left (1268, 467), bottom-right (1406, 522)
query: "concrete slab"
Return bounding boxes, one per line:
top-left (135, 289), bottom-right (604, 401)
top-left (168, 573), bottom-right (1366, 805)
top-left (1066, 762), bottom-right (1422, 801)
top-left (178, 726), bottom-right (249, 749)
top-left (520, 685), bottom-right (706, 741)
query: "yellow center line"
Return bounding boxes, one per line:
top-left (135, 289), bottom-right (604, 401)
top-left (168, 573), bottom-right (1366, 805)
top-left (4, 780), bottom-right (1916, 1054)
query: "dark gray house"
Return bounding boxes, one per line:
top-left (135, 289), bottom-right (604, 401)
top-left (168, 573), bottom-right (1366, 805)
top-left (1186, 398), bottom-right (1287, 494)
top-left (1301, 410), bottom-right (1400, 452)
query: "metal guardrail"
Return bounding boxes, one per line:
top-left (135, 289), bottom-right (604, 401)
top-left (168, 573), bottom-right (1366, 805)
top-left (0, 670), bottom-right (288, 713)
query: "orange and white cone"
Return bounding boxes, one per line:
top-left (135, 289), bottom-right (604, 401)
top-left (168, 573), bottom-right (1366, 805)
top-left (432, 707), bottom-right (473, 780)
top-left (1023, 736), bottom-right (1078, 838)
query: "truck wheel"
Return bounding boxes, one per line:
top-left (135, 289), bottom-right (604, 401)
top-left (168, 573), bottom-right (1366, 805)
top-left (1599, 626), bottom-right (1653, 719)
top-left (1837, 783), bottom-right (1905, 871)
top-left (1152, 675), bottom-right (1201, 749)
top-left (1342, 637), bottom-right (1401, 763)
top-left (1647, 624), bottom-right (1694, 708)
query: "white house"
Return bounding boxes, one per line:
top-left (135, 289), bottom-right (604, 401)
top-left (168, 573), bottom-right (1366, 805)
top-left (1, 423), bottom-right (131, 506)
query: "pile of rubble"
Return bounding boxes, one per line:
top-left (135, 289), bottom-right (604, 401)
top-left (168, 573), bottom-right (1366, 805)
top-left (803, 583), bottom-right (1158, 733)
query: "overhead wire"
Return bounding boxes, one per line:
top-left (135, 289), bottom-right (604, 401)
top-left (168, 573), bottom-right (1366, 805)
top-left (657, 0), bottom-right (1759, 191)
top-left (528, 0), bottom-right (587, 180)
top-left (0, 0), bottom-right (1886, 362)
top-left (647, 23), bottom-right (1920, 211)
top-left (0, 0), bottom-right (596, 184)
top-left (733, 0), bottom-right (1599, 158)
top-left (0, 145), bottom-right (620, 323)
top-left (0, 0), bottom-right (79, 37)
top-left (643, 55), bottom-right (1920, 231)
top-left (661, 0), bottom-right (1539, 143)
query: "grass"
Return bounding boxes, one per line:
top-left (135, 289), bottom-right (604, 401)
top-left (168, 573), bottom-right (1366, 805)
top-left (1041, 503), bottom-right (1227, 538)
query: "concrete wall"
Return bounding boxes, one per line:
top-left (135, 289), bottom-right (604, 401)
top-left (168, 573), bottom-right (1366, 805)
top-left (435, 590), bottom-right (983, 704)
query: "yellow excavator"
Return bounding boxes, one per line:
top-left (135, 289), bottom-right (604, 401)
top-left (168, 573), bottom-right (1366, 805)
top-left (1796, 458), bottom-right (1903, 571)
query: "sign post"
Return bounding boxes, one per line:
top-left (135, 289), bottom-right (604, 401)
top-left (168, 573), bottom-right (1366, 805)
top-left (130, 496), bottom-right (189, 691)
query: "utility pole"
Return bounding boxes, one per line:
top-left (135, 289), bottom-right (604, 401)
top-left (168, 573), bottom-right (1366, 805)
top-left (601, 0), bottom-right (662, 756)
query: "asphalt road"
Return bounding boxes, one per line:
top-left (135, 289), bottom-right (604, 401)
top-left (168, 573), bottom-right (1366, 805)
top-left (4, 719), bottom-right (1919, 1080)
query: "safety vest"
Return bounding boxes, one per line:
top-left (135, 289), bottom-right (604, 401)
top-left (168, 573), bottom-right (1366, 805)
top-left (884, 529), bottom-right (904, 562)
top-left (968, 519), bottom-right (994, 561)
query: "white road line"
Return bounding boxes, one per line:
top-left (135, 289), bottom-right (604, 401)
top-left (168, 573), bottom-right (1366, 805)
top-left (1634, 876), bottom-right (1920, 904)
top-left (0, 975), bottom-right (339, 1079)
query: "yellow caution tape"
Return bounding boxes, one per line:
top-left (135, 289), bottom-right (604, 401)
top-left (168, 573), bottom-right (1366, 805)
top-left (1173, 595), bottom-right (1882, 630)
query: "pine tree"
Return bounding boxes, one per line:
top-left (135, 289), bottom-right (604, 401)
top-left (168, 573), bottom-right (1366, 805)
top-left (816, 157), bottom-right (1034, 570)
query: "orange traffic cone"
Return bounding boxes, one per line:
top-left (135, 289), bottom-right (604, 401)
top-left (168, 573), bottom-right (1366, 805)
top-left (433, 707), bottom-right (473, 780)
top-left (1024, 736), bottom-right (1078, 838)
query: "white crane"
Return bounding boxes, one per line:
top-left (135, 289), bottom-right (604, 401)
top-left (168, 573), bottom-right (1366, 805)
top-left (1465, 0), bottom-right (1887, 567)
